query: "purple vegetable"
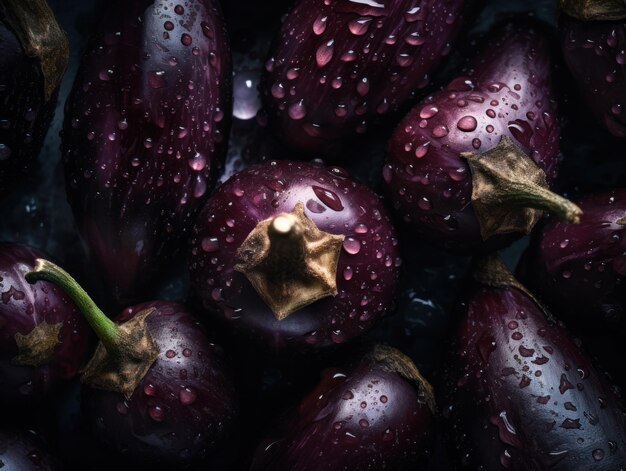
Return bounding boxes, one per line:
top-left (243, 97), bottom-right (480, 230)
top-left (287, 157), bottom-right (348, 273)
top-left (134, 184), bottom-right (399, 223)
top-left (25, 260), bottom-right (239, 468)
top-left (518, 189), bottom-right (626, 332)
top-left (261, 0), bottom-right (472, 155)
top-left (250, 345), bottom-right (435, 470)
top-left (0, 0), bottom-right (68, 198)
top-left (0, 429), bottom-right (60, 471)
top-left (384, 20), bottom-right (582, 253)
top-left (448, 255), bottom-right (626, 469)
top-left (560, 0), bottom-right (626, 138)
top-left (190, 160), bottom-right (400, 354)
top-left (0, 243), bottom-right (90, 409)
top-left (62, 0), bottom-right (231, 303)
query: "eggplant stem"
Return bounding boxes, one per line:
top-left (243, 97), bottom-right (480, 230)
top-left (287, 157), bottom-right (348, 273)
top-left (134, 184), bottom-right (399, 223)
top-left (25, 259), bottom-right (121, 350)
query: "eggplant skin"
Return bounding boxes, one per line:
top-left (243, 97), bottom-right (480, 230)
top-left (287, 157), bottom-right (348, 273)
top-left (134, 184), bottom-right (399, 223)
top-left (62, 0), bottom-right (231, 303)
top-left (518, 189), bottom-right (626, 333)
top-left (260, 0), bottom-right (472, 155)
top-left (560, 14), bottom-right (626, 138)
top-left (0, 19), bottom-right (57, 199)
top-left (449, 285), bottom-right (626, 470)
top-left (250, 348), bottom-right (434, 471)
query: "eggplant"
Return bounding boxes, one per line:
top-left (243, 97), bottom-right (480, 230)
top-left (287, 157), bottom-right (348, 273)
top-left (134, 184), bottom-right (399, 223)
top-left (25, 259), bottom-right (240, 468)
top-left (518, 188), bottom-right (626, 333)
top-left (0, 0), bottom-right (68, 198)
top-left (447, 254), bottom-right (626, 469)
top-left (560, 0), bottom-right (626, 138)
top-left (261, 0), bottom-right (473, 155)
top-left (190, 160), bottom-right (400, 354)
top-left (0, 429), bottom-right (60, 471)
top-left (0, 242), bottom-right (90, 410)
top-left (384, 19), bottom-right (581, 253)
top-left (250, 345), bottom-right (435, 470)
top-left (62, 0), bottom-right (232, 303)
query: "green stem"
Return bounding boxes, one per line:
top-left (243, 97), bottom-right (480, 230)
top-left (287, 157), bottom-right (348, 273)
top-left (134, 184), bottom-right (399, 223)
top-left (504, 181), bottom-right (583, 224)
top-left (25, 259), bottom-right (121, 351)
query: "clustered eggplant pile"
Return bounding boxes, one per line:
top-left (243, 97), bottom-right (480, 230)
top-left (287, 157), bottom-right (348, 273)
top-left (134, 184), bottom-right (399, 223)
top-left (0, 0), bottom-right (625, 470)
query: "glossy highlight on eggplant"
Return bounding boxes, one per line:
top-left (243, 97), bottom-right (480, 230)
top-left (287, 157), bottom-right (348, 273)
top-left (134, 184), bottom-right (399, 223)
top-left (25, 260), bottom-right (240, 468)
top-left (518, 188), bottom-right (626, 332)
top-left (0, 243), bottom-right (90, 410)
top-left (261, 0), bottom-right (473, 155)
top-left (62, 0), bottom-right (232, 303)
top-left (384, 20), bottom-right (577, 253)
top-left (250, 345), bottom-right (435, 471)
top-left (190, 160), bottom-right (401, 354)
top-left (447, 255), bottom-right (626, 469)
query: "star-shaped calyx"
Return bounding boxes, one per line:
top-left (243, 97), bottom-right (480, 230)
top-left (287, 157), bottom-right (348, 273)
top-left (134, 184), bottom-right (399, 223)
top-left (561, 0), bottom-right (626, 21)
top-left (235, 202), bottom-right (345, 320)
top-left (13, 320), bottom-right (63, 367)
top-left (461, 136), bottom-right (582, 241)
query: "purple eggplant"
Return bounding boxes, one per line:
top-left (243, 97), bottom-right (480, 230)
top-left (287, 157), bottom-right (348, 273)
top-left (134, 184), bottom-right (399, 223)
top-left (62, 0), bottom-right (231, 303)
top-left (250, 345), bottom-right (435, 470)
top-left (0, 0), bottom-right (68, 198)
top-left (560, 0), bottom-right (626, 138)
top-left (448, 254), bottom-right (626, 469)
top-left (0, 429), bottom-right (60, 471)
top-left (518, 188), bottom-right (626, 332)
top-left (0, 243), bottom-right (90, 409)
top-left (384, 20), bottom-right (582, 253)
top-left (25, 259), bottom-right (239, 468)
top-left (189, 160), bottom-right (400, 354)
top-left (260, 0), bottom-right (472, 155)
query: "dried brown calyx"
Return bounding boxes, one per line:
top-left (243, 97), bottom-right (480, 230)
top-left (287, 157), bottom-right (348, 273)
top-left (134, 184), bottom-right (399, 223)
top-left (0, 0), bottom-right (69, 100)
top-left (561, 0), bottom-right (626, 21)
top-left (370, 345), bottom-right (436, 414)
top-left (472, 253), bottom-right (558, 324)
top-left (617, 215), bottom-right (626, 226)
top-left (13, 320), bottom-right (63, 367)
top-left (461, 136), bottom-right (583, 241)
top-left (25, 259), bottom-right (159, 399)
top-left (235, 202), bottom-right (345, 321)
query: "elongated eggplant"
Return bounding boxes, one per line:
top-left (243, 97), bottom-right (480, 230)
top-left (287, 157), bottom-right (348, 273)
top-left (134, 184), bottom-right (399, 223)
top-left (518, 189), bottom-right (626, 332)
top-left (0, 0), bottom-right (68, 198)
top-left (0, 243), bottom-right (90, 410)
top-left (261, 0), bottom-right (473, 155)
top-left (384, 20), bottom-right (581, 253)
top-left (250, 345), bottom-right (435, 470)
top-left (62, 0), bottom-right (231, 303)
top-left (560, 0), bottom-right (626, 138)
top-left (448, 255), bottom-right (626, 469)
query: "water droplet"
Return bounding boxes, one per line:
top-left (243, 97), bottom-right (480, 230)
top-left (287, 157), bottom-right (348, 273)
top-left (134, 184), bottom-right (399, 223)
top-left (457, 116), bottom-right (477, 132)
top-left (164, 21), bottom-right (174, 31)
top-left (343, 266), bottom-right (353, 280)
top-left (148, 70), bottom-right (166, 89)
top-left (419, 106), bottom-right (438, 119)
top-left (201, 237), bottom-right (219, 253)
top-left (174, 4), bottom-right (184, 14)
top-left (271, 82), bottom-right (285, 99)
top-left (316, 40), bottom-right (335, 67)
top-left (357, 77), bottom-right (370, 96)
top-left (181, 34), bottom-right (192, 46)
top-left (359, 418), bottom-right (369, 427)
top-left (343, 237), bottom-right (361, 255)
top-left (349, 17), bottom-right (372, 36)
top-left (432, 125), bottom-right (449, 138)
top-left (166, 350), bottom-right (176, 358)
top-left (380, 395), bottom-right (388, 403)
top-left (149, 405), bottom-right (165, 422)
top-left (313, 185), bottom-right (343, 211)
top-left (179, 387), bottom-right (197, 405)
top-left (313, 15), bottom-right (328, 35)
top-left (288, 100), bottom-right (307, 120)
